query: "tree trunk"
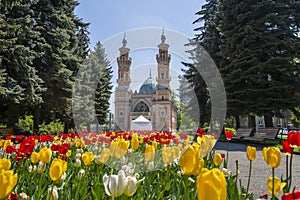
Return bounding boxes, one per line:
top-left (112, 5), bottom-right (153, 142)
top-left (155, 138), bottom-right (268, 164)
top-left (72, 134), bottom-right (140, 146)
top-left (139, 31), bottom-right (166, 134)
top-left (248, 114), bottom-right (256, 128)
top-left (264, 114), bottom-right (274, 127)
top-left (7, 103), bottom-right (20, 127)
top-left (33, 106), bottom-right (41, 132)
top-left (235, 115), bottom-right (240, 129)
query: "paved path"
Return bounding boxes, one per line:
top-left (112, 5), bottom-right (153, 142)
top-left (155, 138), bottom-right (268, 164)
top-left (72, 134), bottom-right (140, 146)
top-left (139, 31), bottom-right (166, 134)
top-left (214, 141), bottom-right (300, 199)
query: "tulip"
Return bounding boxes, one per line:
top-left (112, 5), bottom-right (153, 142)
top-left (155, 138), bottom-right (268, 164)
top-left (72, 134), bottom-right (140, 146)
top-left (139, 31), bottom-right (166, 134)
top-left (74, 159), bottom-right (81, 168)
top-left (47, 186), bottom-right (59, 200)
top-left (19, 192), bottom-right (30, 200)
top-left (144, 144), bottom-right (155, 162)
top-left (39, 146), bottom-right (52, 163)
top-left (162, 146), bottom-right (173, 165)
top-left (152, 139), bottom-right (158, 149)
top-left (131, 134), bottom-right (139, 151)
top-left (77, 169), bottom-right (85, 180)
top-left (179, 144), bottom-right (204, 176)
top-left (213, 153), bottom-right (223, 167)
top-left (115, 138), bottom-right (130, 158)
top-left (196, 168), bottom-right (226, 200)
top-left (82, 152), bottom-right (95, 166)
top-left (30, 152), bottom-right (40, 164)
top-left (267, 176), bottom-right (285, 196)
top-left (287, 131), bottom-right (300, 147)
top-left (49, 158), bottom-right (67, 182)
top-left (37, 162), bottom-right (47, 173)
top-left (246, 146), bottom-right (257, 161)
top-left (124, 175), bottom-right (145, 196)
top-left (103, 170), bottom-right (128, 198)
top-left (0, 158), bottom-right (12, 170)
top-left (262, 147), bottom-right (281, 168)
top-left (66, 150), bottom-right (72, 157)
top-left (199, 135), bottom-right (216, 158)
top-left (225, 131), bottom-right (233, 140)
top-left (246, 146), bottom-right (256, 193)
top-left (0, 169), bottom-right (18, 199)
top-left (99, 148), bottom-right (110, 164)
top-left (282, 141), bottom-right (293, 155)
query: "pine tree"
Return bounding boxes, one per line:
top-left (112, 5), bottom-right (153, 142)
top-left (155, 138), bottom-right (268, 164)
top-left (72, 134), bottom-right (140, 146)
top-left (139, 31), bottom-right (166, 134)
top-left (182, 0), bottom-right (221, 126)
top-left (72, 42), bottom-right (112, 131)
top-left (0, 1), bottom-right (46, 127)
top-left (219, 0), bottom-right (300, 127)
top-left (31, 0), bottom-right (89, 130)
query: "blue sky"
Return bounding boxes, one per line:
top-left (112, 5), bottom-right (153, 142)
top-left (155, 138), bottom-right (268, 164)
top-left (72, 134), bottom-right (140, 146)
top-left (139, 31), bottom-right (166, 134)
top-left (75, 0), bottom-right (204, 47)
top-left (74, 0), bottom-right (205, 112)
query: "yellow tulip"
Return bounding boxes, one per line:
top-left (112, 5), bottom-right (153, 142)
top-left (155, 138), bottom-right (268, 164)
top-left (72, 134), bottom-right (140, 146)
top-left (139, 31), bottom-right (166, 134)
top-left (39, 146), bottom-right (52, 163)
top-left (262, 147), bottom-right (281, 168)
top-left (152, 139), bottom-right (158, 150)
top-left (99, 148), bottom-right (111, 164)
top-left (115, 138), bottom-right (129, 158)
top-left (110, 140), bottom-right (118, 157)
top-left (144, 145), bottom-right (155, 162)
top-left (0, 140), bottom-right (4, 148)
top-left (30, 152), bottom-right (40, 164)
top-left (179, 144), bottom-right (203, 176)
top-left (131, 135), bottom-right (139, 151)
top-left (171, 146), bottom-right (180, 160)
top-left (246, 146), bottom-right (257, 161)
top-left (49, 158), bottom-right (67, 182)
top-left (0, 169), bottom-right (18, 199)
top-left (82, 152), bottom-right (95, 166)
top-left (3, 140), bottom-right (13, 150)
top-left (66, 150), bottom-right (72, 157)
top-left (267, 176), bottom-right (286, 196)
top-left (196, 168), bottom-right (226, 200)
top-left (0, 158), bottom-right (11, 170)
top-left (213, 153), bottom-right (223, 167)
top-left (162, 146), bottom-right (173, 165)
top-left (199, 135), bottom-right (216, 158)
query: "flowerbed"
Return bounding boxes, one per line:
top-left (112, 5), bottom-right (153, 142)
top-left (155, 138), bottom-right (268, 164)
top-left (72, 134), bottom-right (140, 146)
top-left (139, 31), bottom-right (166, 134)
top-left (1, 129), bottom-right (300, 200)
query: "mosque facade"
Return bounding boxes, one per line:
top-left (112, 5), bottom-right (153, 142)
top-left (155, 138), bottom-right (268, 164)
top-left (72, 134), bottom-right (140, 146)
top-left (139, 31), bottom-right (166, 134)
top-left (114, 31), bottom-right (177, 131)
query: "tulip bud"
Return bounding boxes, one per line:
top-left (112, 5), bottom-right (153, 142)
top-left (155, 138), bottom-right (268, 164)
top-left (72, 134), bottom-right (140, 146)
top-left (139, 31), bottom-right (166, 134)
top-left (37, 162), bottom-right (46, 173)
top-left (75, 153), bottom-right (81, 159)
top-left (55, 172), bottom-right (66, 184)
top-left (147, 161), bottom-right (155, 171)
top-left (77, 169), bottom-right (85, 181)
top-left (213, 153), bottom-right (223, 167)
top-left (47, 186), bottom-right (59, 200)
top-left (19, 192), bottom-right (30, 200)
top-left (74, 159), bottom-right (81, 168)
top-left (246, 146), bottom-right (257, 161)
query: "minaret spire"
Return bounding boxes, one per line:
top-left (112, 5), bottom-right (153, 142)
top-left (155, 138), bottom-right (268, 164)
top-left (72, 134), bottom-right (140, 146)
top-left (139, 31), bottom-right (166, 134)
top-left (122, 32), bottom-right (127, 47)
top-left (161, 27), bottom-right (166, 44)
top-left (150, 69), bottom-right (152, 78)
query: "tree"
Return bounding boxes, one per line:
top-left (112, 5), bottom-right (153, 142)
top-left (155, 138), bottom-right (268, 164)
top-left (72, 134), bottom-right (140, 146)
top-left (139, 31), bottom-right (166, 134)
top-left (73, 42), bottom-right (112, 131)
top-left (31, 0), bottom-right (90, 131)
top-left (219, 0), bottom-right (300, 127)
top-left (182, 0), bottom-right (221, 126)
top-left (0, 1), bottom-right (46, 127)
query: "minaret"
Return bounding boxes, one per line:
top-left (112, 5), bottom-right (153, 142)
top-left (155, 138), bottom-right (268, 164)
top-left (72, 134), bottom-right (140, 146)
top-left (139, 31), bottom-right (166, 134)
top-left (115, 33), bottom-right (132, 130)
top-left (156, 27), bottom-right (171, 88)
top-left (117, 32), bottom-right (131, 87)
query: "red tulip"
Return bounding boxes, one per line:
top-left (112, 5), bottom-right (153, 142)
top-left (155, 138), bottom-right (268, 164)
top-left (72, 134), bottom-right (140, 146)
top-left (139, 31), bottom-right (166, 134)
top-left (6, 145), bottom-right (16, 154)
top-left (293, 190), bottom-right (300, 199)
top-left (225, 131), bottom-right (233, 140)
top-left (282, 141), bottom-right (293, 155)
top-left (282, 193), bottom-right (293, 200)
top-left (287, 131), bottom-right (300, 147)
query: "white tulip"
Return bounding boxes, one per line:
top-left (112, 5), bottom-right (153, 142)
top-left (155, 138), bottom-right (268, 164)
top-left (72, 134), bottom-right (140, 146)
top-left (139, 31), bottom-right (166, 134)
top-left (124, 175), bottom-right (144, 196)
top-left (103, 170), bottom-right (128, 198)
top-left (47, 186), bottom-right (58, 200)
top-left (37, 162), bottom-right (46, 173)
top-left (74, 159), bottom-right (81, 168)
top-left (77, 169), bottom-right (85, 180)
top-left (75, 153), bottom-right (81, 159)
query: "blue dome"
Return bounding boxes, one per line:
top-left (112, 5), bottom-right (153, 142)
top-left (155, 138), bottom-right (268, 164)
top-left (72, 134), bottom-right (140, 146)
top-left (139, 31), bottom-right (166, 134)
top-left (139, 77), bottom-right (156, 94)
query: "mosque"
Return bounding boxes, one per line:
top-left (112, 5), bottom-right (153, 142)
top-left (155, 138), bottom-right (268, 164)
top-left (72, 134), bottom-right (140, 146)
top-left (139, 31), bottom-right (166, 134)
top-left (114, 31), bottom-right (177, 131)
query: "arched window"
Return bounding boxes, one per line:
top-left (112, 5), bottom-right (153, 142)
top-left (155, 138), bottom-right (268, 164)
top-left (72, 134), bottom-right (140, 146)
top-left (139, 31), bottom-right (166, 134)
top-left (134, 101), bottom-right (149, 112)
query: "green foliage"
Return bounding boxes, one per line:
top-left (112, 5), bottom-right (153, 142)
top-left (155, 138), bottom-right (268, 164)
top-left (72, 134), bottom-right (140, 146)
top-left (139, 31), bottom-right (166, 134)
top-left (18, 115), bottom-right (34, 131)
top-left (39, 119), bottom-right (64, 133)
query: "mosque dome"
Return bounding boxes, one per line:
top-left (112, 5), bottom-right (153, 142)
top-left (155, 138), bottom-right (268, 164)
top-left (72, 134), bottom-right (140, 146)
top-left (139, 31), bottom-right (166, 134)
top-left (139, 76), bottom-right (156, 94)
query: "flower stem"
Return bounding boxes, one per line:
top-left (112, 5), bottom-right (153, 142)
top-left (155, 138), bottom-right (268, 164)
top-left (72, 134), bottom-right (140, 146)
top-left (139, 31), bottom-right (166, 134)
top-left (286, 155), bottom-right (289, 183)
top-left (246, 160), bottom-right (252, 193)
top-left (289, 150), bottom-right (293, 191)
top-left (225, 140), bottom-right (229, 168)
top-left (184, 175), bottom-right (188, 200)
top-left (272, 168), bottom-right (275, 200)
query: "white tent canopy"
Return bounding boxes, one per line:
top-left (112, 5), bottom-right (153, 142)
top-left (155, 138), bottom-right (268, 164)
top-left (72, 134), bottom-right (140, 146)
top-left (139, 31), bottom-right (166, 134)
top-left (131, 115), bottom-right (152, 130)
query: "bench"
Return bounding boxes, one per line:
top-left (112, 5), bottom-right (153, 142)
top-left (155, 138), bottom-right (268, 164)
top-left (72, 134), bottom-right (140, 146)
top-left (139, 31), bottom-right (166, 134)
top-left (244, 128), bottom-right (279, 143)
top-left (232, 128), bottom-right (254, 140)
top-left (0, 128), bottom-right (14, 138)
